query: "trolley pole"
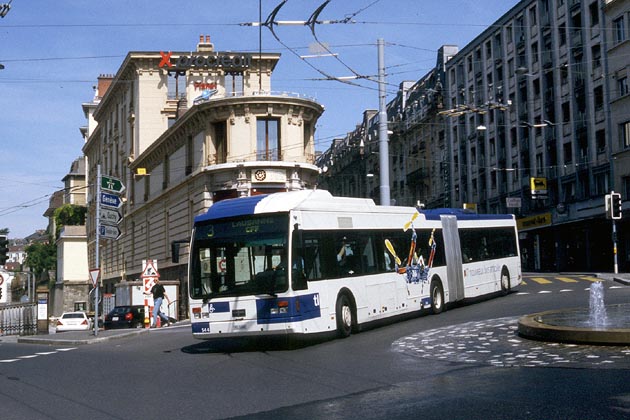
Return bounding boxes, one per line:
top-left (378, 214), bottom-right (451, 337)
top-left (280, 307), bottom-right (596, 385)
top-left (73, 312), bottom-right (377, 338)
top-left (377, 38), bottom-right (390, 206)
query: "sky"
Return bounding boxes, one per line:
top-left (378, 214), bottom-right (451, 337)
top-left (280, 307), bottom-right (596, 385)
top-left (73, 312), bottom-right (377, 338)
top-left (0, 0), bottom-right (515, 239)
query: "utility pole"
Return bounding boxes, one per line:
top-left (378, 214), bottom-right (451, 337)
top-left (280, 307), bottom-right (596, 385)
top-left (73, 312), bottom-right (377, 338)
top-left (377, 38), bottom-right (390, 206)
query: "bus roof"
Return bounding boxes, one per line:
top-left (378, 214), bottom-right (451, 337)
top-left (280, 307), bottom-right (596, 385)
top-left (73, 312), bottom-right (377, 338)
top-left (194, 190), bottom-right (515, 224)
top-left (421, 208), bottom-right (514, 221)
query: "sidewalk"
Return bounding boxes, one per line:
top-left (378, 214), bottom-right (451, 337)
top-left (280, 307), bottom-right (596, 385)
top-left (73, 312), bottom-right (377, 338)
top-left (595, 272), bottom-right (630, 286)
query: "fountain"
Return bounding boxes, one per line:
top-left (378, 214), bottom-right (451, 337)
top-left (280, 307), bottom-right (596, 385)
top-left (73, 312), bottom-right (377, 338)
top-left (589, 281), bottom-right (608, 328)
top-left (518, 282), bottom-right (630, 345)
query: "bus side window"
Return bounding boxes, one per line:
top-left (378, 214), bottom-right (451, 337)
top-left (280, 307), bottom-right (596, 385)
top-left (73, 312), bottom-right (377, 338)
top-left (302, 236), bottom-right (323, 280)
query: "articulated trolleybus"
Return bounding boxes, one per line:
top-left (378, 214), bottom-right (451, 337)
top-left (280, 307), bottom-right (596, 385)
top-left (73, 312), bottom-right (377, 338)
top-left (188, 190), bottom-right (521, 340)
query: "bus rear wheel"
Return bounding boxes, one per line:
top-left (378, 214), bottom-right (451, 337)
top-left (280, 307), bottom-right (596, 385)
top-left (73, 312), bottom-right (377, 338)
top-left (430, 279), bottom-right (445, 314)
top-left (336, 294), bottom-right (353, 338)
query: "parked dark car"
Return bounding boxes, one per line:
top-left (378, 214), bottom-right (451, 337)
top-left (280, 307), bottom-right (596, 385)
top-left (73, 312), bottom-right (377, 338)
top-left (104, 305), bottom-right (146, 329)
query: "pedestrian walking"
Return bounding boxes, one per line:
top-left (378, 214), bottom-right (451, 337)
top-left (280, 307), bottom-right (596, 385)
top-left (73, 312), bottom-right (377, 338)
top-left (145, 279), bottom-right (172, 328)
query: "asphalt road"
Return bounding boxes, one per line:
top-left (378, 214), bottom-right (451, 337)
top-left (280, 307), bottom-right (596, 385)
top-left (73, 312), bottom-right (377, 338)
top-left (0, 273), bottom-right (629, 420)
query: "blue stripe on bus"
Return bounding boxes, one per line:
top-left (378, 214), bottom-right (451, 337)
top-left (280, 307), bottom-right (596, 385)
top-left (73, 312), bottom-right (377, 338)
top-left (421, 208), bottom-right (514, 221)
top-left (191, 321), bottom-right (210, 334)
top-left (195, 194), bottom-right (270, 223)
top-left (256, 293), bottom-right (321, 324)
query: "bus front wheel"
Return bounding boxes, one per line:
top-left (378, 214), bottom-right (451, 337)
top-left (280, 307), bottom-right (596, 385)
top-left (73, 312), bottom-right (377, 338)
top-left (430, 279), bottom-right (445, 314)
top-left (500, 267), bottom-right (511, 296)
top-left (336, 294), bottom-right (353, 338)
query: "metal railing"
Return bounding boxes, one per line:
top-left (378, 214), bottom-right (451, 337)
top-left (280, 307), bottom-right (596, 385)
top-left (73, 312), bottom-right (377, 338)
top-left (0, 302), bottom-right (37, 336)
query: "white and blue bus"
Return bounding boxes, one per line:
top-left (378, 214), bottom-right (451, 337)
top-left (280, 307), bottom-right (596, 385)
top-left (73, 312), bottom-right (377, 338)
top-left (188, 190), bottom-right (521, 339)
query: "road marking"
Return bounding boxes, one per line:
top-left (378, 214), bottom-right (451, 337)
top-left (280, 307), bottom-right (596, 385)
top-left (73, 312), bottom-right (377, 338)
top-left (579, 276), bottom-right (601, 282)
top-left (530, 277), bottom-right (552, 284)
top-left (556, 276), bottom-right (578, 283)
top-left (0, 348), bottom-right (76, 365)
top-left (537, 290), bottom-right (552, 294)
top-left (559, 289), bottom-right (574, 292)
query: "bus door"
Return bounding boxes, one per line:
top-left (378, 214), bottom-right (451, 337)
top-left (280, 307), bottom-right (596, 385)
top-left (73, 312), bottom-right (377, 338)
top-left (440, 215), bottom-right (465, 302)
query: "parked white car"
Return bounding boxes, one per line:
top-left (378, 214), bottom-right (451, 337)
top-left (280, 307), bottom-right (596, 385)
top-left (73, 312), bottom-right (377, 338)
top-left (55, 312), bottom-right (91, 332)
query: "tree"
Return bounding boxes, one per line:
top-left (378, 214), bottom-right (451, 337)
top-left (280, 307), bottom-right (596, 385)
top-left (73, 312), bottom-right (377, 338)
top-left (53, 204), bottom-right (87, 240)
top-left (24, 241), bottom-right (56, 279)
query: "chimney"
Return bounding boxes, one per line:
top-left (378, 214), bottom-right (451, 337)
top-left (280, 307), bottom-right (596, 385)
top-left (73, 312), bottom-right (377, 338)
top-left (96, 74), bottom-right (114, 99)
top-left (197, 34), bottom-right (214, 52)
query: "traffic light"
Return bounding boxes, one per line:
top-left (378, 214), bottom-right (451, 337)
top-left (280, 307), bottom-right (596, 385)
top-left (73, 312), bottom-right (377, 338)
top-left (611, 192), bottom-right (622, 220)
top-left (0, 235), bottom-right (8, 265)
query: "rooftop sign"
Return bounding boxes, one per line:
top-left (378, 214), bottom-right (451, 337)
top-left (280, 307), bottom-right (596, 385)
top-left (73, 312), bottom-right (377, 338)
top-left (159, 51), bottom-right (252, 74)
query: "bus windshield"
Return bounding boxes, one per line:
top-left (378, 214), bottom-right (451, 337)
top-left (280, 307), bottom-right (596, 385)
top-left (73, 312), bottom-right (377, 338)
top-left (190, 214), bottom-right (289, 299)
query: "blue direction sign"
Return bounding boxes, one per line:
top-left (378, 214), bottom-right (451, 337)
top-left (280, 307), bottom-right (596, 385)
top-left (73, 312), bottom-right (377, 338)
top-left (99, 224), bottom-right (121, 240)
top-left (100, 192), bottom-right (122, 209)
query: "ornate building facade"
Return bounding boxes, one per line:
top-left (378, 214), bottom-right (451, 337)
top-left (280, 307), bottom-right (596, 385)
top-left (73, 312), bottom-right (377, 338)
top-left (82, 36), bottom-right (324, 310)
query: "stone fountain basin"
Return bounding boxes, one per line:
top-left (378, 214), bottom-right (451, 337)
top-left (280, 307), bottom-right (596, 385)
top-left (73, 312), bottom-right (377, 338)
top-left (518, 303), bottom-right (630, 346)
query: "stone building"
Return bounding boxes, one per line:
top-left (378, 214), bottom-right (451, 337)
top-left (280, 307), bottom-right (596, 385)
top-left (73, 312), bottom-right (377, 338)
top-left (82, 36), bottom-right (324, 313)
top-left (319, 0), bottom-right (628, 272)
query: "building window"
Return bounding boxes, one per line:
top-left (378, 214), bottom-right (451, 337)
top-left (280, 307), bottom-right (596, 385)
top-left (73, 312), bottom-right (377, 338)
top-left (562, 102), bottom-right (571, 123)
top-left (186, 135), bottom-right (193, 175)
top-left (212, 121), bottom-right (227, 164)
top-left (162, 154), bottom-right (169, 190)
top-left (592, 45), bottom-right (601, 71)
top-left (563, 143), bottom-right (572, 164)
top-left (614, 16), bottom-right (626, 44)
top-left (596, 129), bottom-right (606, 154)
top-left (559, 22), bottom-right (567, 46)
top-left (594, 85), bottom-right (604, 110)
top-left (623, 176), bottom-right (630, 199)
top-left (257, 118), bottom-right (281, 161)
top-left (529, 6), bottom-right (537, 27)
top-left (618, 76), bottom-right (629, 97)
top-left (589, 2), bottom-right (599, 27)
top-left (621, 122), bottom-right (630, 149)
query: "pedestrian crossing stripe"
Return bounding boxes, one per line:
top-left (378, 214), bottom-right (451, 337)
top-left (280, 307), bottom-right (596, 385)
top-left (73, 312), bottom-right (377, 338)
top-left (555, 276), bottom-right (578, 283)
top-left (531, 277), bottom-right (552, 284)
top-left (579, 276), bottom-right (600, 282)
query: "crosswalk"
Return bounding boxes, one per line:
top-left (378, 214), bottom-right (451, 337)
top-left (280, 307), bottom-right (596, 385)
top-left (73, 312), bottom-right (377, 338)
top-left (523, 275), bottom-right (602, 285)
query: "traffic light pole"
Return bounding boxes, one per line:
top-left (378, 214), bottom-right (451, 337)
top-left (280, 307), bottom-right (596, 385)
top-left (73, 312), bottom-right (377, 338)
top-left (613, 219), bottom-right (618, 274)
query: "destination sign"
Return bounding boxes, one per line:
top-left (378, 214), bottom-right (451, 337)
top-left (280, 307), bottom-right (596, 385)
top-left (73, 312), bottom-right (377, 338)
top-left (99, 207), bottom-right (123, 225)
top-left (99, 224), bottom-right (121, 240)
top-left (100, 192), bottom-right (122, 209)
